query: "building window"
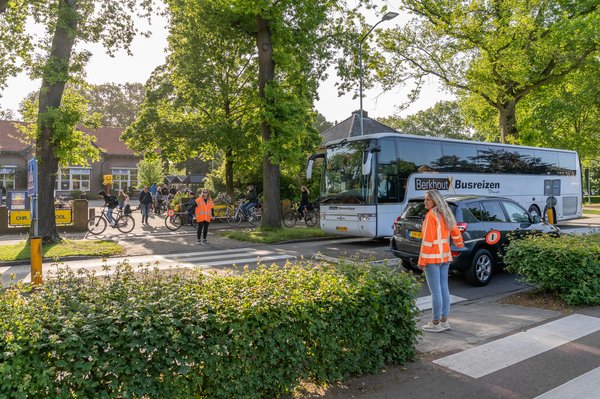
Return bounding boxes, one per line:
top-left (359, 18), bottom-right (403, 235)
top-left (111, 168), bottom-right (138, 191)
top-left (0, 167), bottom-right (16, 190)
top-left (55, 167), bottom-right (91, 191)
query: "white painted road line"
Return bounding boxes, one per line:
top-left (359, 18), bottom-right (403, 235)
top-left (416, 295), bottom-right (467, 311)
top-left (533, 366), bottom-right (600, 399)
top-left (433, 314), bottom-right (600, 379)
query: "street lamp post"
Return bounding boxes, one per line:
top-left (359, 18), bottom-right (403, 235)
top-left (359, 11), bottom-right (399, 136)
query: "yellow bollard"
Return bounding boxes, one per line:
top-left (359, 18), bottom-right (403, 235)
top-left (30, 237), bottom-right (42, 285)
top-left (546, 207), bottom-right (555, 225)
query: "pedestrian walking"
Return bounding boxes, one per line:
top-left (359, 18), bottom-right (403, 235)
top-left (139, 186), bottom-right (153, 224)
top-left (117, 190), bottom-right (126, 210)
top-left (195, 189), bottom-right (214, 244)
top-left (418, 189), bottom-right (464, 333)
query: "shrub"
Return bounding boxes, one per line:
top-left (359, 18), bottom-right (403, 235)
top-left (0, 261), bottom-right (420, 398)
top-left (504, 234), bottom-right (600, 306)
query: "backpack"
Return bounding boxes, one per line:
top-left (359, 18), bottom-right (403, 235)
top-left (106, 195), bottom-right (118, 209)
top-left (123, 204), bottom-right (132, 215)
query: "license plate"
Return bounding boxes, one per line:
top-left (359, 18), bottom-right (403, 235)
top-left (336, 226), bottom-right (348, 231)
top-left (409, 230), bottom-right (422, 239)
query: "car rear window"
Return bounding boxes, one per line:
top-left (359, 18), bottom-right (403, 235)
top-left (402, 201), bottom-right (458, 220)
top-left (402, 201), bottom-right (426, 219)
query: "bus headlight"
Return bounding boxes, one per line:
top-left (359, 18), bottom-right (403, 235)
top-left (358, 213), bottom-right (375, 221)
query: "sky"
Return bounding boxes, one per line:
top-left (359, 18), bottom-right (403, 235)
top-left (0, 7), bottom-right (453, 124)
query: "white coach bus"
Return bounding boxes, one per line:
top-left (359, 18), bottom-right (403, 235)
top-left (307, 133), bottom-right (582, 238)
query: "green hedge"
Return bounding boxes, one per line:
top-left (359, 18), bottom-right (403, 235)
top-left (0, 261), bottom-right (420, 399)
top-left (504, 234), bottom-right (600, 306)
top-left (583, 195), bottom-right (600, 204)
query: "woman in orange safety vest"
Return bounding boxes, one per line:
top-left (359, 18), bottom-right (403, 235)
top-left (195, 189), bottom-right (214, 244)
top-left (418, 189), bottom-right (464, 333)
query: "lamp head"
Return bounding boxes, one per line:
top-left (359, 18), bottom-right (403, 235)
top-left (382, 12), bottom-right (399, 21)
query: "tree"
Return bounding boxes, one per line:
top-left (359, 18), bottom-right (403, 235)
top-left (0, 1), bottom-right (156, 243)
top-left (177, 0), bottom-right (368, 228)
top-left (378, 100), bottom-right (472, 139)
top-left (315, 111), bottom-right (333, 133)
top-left (136, 157), bottom-right (164, 189)
top-left (84, 82), bottom-right (145, 127)
top-left (124, 1), bottom-right (262, 198)
top-left (378, 0), bottom-right (600, 143)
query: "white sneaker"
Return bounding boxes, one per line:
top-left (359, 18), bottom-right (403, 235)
top-left (440, 320), bottom-right (451, 331)
top-left (422, 321), bottom-right (443, 333)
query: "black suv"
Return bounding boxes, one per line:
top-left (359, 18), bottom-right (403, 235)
top-left (390, 195), bottom-right (560, 286)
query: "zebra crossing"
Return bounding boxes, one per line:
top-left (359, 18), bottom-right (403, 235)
top-left (1, 247), bottom-right (297, 284)
top-left (432, 313), bottom-right (600, 398)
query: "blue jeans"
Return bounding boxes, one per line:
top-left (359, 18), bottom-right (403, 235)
top-left (140, 203), bottom-right (150, 219)
top-left (241, 202), bottom-right (256, 217)
top-left (424, 262), bottom-right (451, 321)
top-left (107, 208), bottom-right (115, 224)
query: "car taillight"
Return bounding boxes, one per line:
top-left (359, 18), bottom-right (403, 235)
top-left (451, 251), bottom-right (461, 257)
top-left (394, 215), bottom-right (403, 225)
top-left (457, 222), bottom-right (467, 233)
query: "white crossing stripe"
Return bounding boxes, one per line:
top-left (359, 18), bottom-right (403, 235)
top-left (0, 267), bottom-right (11, 275)
top-left (533, 366), bottom-right (600, 399)
top-left (42, 247), bottom-right (296, 275)
top-left (433, 314), bottom-right (600, 379)
top-left (416, 294), bottom-right (467, 311)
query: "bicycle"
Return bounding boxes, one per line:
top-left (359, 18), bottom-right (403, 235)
top-left (282, 203), bottom-right (319, 227)
top-left (88, 206), bottom-right (135, 235)
top-left (227, 200), bottom-right (262, 226)
top-left (164, 209), bottom-right (199, 231)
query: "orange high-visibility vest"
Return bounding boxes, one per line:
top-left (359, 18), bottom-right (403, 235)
top-left (418, 209), bottom-right (464, 267)
top-left (195, 197), bottom-right (214, 222)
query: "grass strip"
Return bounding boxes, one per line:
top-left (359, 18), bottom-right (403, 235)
top-left (219, 226), bottom-right (332, 244)
top-left (0, 239), bottom-right (124, 261)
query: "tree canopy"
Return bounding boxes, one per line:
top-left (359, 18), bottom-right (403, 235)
top-left (0, 0), bottom-right (157, 242)
top-left (378, 0), bottom-right (600, 143)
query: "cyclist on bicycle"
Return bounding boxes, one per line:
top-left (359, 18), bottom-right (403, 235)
top-left (298, 186), bottom-right (309, 219)
top-left (99, 190), bottom-right (118, 226)
top-left (241, 184), bottom-right (258, 218)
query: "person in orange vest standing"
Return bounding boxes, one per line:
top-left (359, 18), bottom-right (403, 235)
top-left (195, 189), bottom-right (214, 244)
top-left (418, 189), bottom-right (465, 333)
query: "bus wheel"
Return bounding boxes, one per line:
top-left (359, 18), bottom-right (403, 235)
top-left (528, 204), bottom-right (541, 219)
top-left (466, 249), bottom-right (493, 286)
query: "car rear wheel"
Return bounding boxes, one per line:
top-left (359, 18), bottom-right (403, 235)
top-left (401, 259), bottom-right (422, 274)
top-left (466, 248), bottom-right (493, 286)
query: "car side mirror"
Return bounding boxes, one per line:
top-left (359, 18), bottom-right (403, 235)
top-left (532, 215), bottom-right (541, 223)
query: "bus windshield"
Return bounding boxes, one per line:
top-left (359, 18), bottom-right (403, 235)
top-left (322, 140), bottom-right (374, 205)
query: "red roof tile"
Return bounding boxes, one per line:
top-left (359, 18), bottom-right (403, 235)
top-left (81, 126), bottom-right (134, 156)
top-left (0, 120), bottom-right (31, 153)
top-left (0, 121), bottom-right (134, 156)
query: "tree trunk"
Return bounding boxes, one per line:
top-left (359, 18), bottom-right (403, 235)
top-left (33, 0), bottom-right (78, 243)
top-left (225, 147), bottom-right (234, 198)
top-left (498, 100), bottom-right (518, 144)
top-left (256, 15), bottom-right (280, 228)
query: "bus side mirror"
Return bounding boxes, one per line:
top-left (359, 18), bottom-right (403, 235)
top-left (362, 152), bottom-right (373, 175)
top-left (307, 159), bottom-right (314, 180)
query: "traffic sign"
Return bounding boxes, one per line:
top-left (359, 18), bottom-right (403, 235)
top-left (485, 230), bottom-right (501, 245)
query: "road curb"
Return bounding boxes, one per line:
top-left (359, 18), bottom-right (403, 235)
top-left (313, 253), bottom-right (399, 266)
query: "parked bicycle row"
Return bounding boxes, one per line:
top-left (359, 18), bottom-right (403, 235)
top-left (88, 185), bottom-right (319, 235)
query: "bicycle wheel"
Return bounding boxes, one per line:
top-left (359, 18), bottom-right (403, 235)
top-left (227, 210), bottom-right (243, 226)
top-left (282, 210), bottom-right (297, 227)
top-left (248, 207), bottom-right (262, 226)
top-left (191, 219), bottom-right (198, 229)
top-left (214, 206), bottom-right (227, 223)
top-left (88, 216), bottom-right (107, 235)
top-left (116, 214), bottom-right (135, 234)
top-left (304, 210), bottom-right (319, 227)
top-left (165, 214), bottom-right (183, 231)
